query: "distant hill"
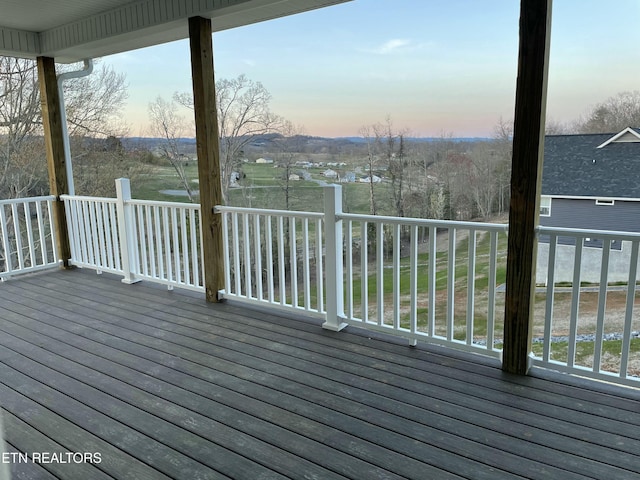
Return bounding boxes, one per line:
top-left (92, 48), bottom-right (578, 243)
top-left (122, 135), bottom-right (491, 152)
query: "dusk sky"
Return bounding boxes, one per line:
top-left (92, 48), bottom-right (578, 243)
top-left (103, 0), bottom-right (640, 138)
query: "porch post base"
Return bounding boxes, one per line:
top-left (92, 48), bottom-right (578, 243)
top-left (322, 320), bottom-right (348, 332)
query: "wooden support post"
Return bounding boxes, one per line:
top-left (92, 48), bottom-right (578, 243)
top-left (189, 16), bottom-right (224, 302)
top-left (503, 0), bottom-right (552, 374)
top-left (37, 56), bottom-right (72, 268)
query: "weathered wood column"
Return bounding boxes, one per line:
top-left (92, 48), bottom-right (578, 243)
top-left (503, 0), bottom-right (552, 374)
top-left (37, 56), bottom-right (72, 268)
top-left (188, 16), bottom-right (224, 302)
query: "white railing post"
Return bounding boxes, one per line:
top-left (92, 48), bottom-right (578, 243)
top-left (323, 185), bottom-right (347, 331)
top-left (115, 178), bottom-right (140, 284)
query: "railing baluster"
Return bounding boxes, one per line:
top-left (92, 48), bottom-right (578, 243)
top-left (221, 211), bottom-right (230, 295)
top-left (232, 212), bottom-right (241, 296)
top-left (47, 198), bottom-right (58, 264)
top-left (146, 205), bottom-right (156, 278)
top-left (277, 215), bottom-right (286, 305)
top-left (345, 219), bottom-right (354, 319)
top-left (410, 225), bottom-right (418, 337)
top-left (23, 202), bottom-right (36, 268)
top-left (36, 200), bottom-right (47, 265)
top-left (113, 202), bottom-right (123, 273)
top-left (543, 233), bottom-right (558, 363)
top-left (315, 218), bottom-right (324, 314)
top-left (242, 213), bottom-right (252, 298)
top-left (486, 231), bottom-right (498, 352)
top-left (11, 204), bottom-right (24, 270)
top-left (568, 237), bottom-right (584, 368)
top-left (466, 229), bottom-right (477, 345)
top-left (266, 215), bottom-right (274, 303)
top-left (102, 201), bottom-right (114, 270)
top-left (392, 223), bottom-right (401, 330)
top-left (190, 208), bottom-right (199, 287)
top-left (0, 204), bottom-right (13, 275)
top-left (376, 222), bottom-right (384, 326)
top-left (138, 205), bottom-right (149, 277)
top-left (162, 206), bottom-right (173, 286)
top-left (95, 202), bottom-right (107, 269)
top-left (428, 226), bottom-right (437, 337)
top-left (254, 214), bottom-right (263, 301)
top-left (290, 217), bottom-right (298, 308)
top-left (171, 207), bottom-right (180, 285)
top-left (447, 228), bottom-right (456, 342)
top-left (180, 208), bottom-right (189, 285)
top-left (593, 239), bottom-right (612, 373)
top-left (155, 206), bottom-right (165, 280)
top-left (302, 218), bottom-right (310, 310)
top-left (620, 240), bottom-right (639, 379)
top-left (361, 221), bottom-right (368, 323)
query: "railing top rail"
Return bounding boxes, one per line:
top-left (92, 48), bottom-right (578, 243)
top-left (339, 212), bottom-right (509, 232)
top-left (128, 198), bottom-right (201, 210)
top-left (60, 194), bottom-right (117, 204)
top-left (0, 195), bottom-right (56, 205)
top-left (538, 225), bottom-right (640, 242)
top-left (215, 205), bottom-right (324, 220)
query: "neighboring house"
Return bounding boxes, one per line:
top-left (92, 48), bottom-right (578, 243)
top-left (339, 171), bottom-right (356, 183)
top-left (323, 169), bottom-right (338, 178)
top-left (255, 157), bottom-right (273, 164)
top-left (360, 175), bottom-right (382, 183)
top-left (537, 127), bottom-right (640, 283)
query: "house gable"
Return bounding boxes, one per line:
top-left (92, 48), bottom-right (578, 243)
top-left (596, 127), bottom-right (640, 148)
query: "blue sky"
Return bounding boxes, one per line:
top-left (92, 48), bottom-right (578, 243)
top-left (104, 0), bottom-right (640, 138)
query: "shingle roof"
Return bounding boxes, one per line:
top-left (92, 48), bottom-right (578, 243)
top-left (542, 131), bottom-right (640, 198)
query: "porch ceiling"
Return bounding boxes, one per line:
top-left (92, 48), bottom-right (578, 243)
top-left (0, 0), bottom-right (351, 63)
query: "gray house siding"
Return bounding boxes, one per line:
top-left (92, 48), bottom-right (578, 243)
top-left (540, 198), bottom-right (640, 233)
top-left (539, 198), bottom-right (640, 249)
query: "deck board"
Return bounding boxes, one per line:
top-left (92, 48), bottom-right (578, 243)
top-left (1, 269), bottom-right (640, 480)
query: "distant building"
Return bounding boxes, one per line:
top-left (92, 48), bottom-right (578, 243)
top-left (339, 172), bottom-right (356, 183)
top-left (255, 157), bottom-right (273, 164)
top-left (323, 169), bottom-right (338, 178)
top-left (360, 175), bottom-right (381, 183)
top-left (288, 173), bottom-right (300, 181)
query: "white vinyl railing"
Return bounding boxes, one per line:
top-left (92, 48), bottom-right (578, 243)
top-left (0, 196), bottom-right (59, 279)
top-left (340, 212), bottom-right (508, 356)
top-left (62, 178), bottom-right (204, 292)
top-left (128, 198), bottom-right (203, 291)
top-left (533, 226), bottom-right (640, 386)
top-left (219, 185), bottom-right (509, 357)
top-left (63, 194), bottom-right (122, 274)
top-left (216, 205), bottom-right (325, 316)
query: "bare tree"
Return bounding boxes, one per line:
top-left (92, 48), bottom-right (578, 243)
top-left (0, 58), bottom-right (44, 198)
top-left (175, 74), bottom-right (283, 202)
top-left (147, 96), bottom-right (195, 202)
top-left (372, 117), bottom-right (409, 219)
top-left (274, 121), bottom-right (306, 211)
top-left (1, 58), bottom-right (129, 199)
top-left (359, 125), bottom-right (379, 216)
top-left (575, 91), bottom-right (640, 133)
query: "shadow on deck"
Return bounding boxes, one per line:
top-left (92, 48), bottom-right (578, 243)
top-left (1, 268), bottom-right (639, 480)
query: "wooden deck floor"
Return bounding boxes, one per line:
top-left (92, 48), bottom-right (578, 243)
top-left (1, 269), bottom-right (639, 480)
